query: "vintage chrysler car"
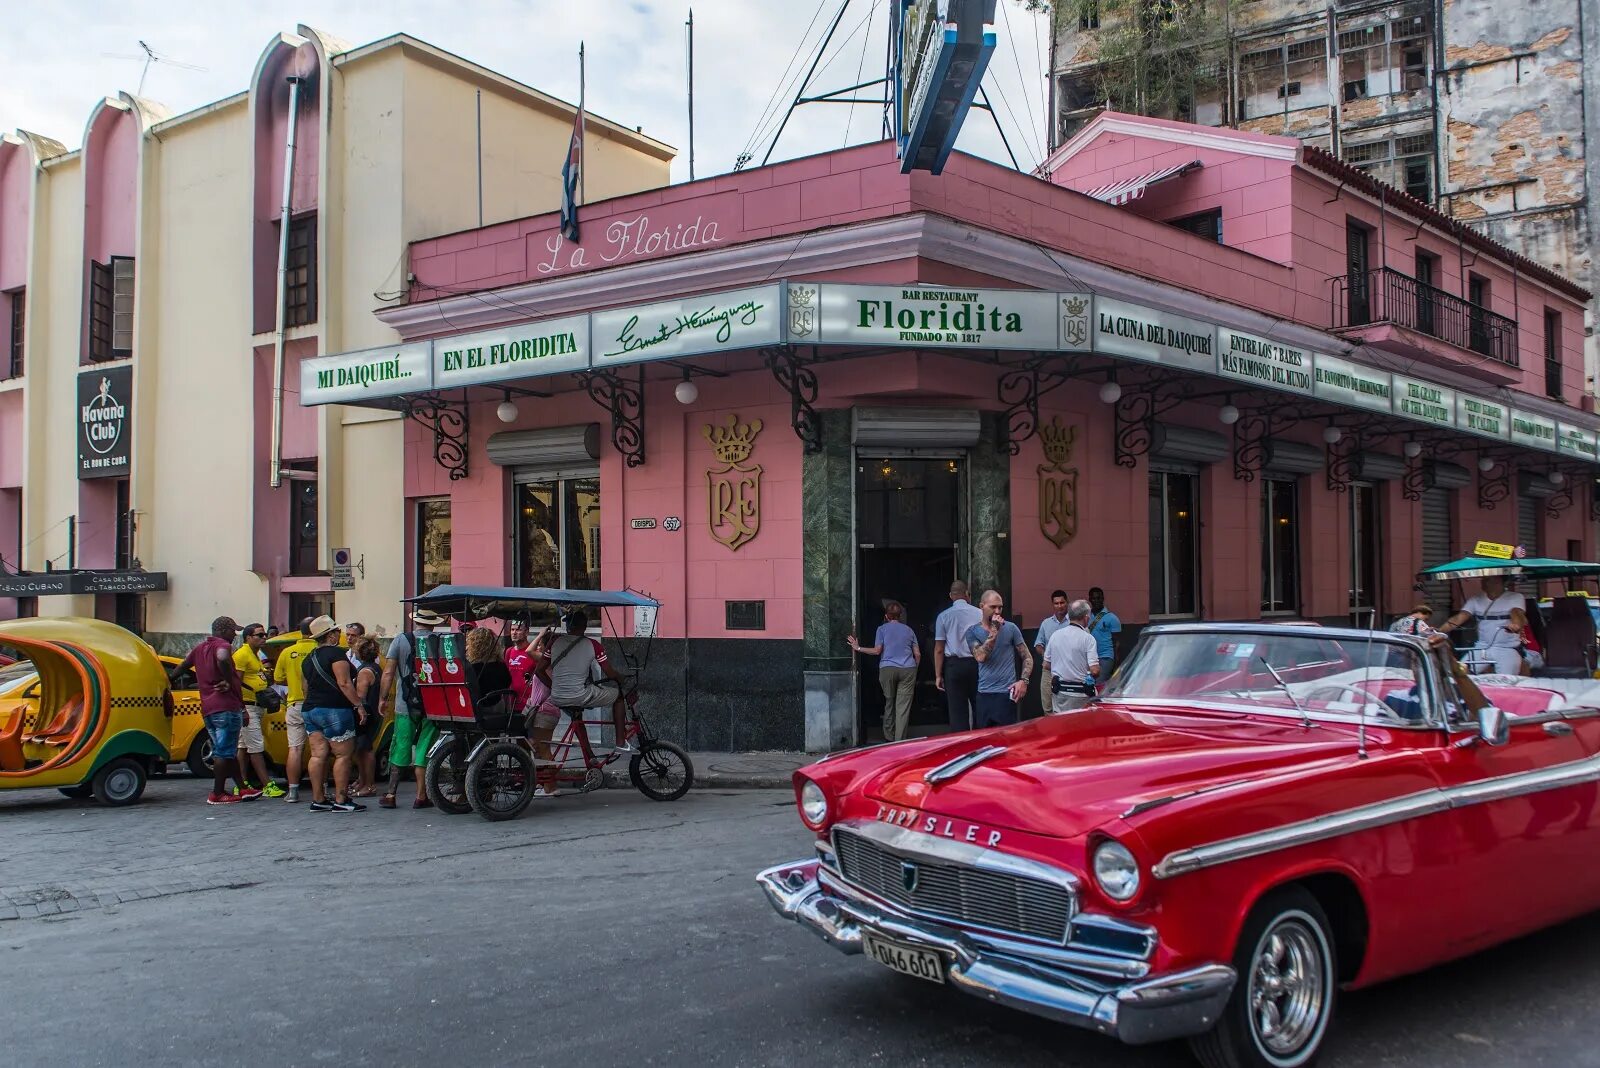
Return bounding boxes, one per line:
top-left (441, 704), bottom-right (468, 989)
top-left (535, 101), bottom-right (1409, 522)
top-left (759, 623), bottom-right (1600, 1068)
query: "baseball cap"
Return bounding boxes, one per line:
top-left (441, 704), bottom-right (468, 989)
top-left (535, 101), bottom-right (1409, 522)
top-left (307, 614), bottom-right (340, 640)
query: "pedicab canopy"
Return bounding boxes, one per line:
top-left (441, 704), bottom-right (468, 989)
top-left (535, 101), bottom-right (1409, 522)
top-left (405, 585), bottom-right (659, 620)
top-left (1418, 555), bottom-right (1600, 581)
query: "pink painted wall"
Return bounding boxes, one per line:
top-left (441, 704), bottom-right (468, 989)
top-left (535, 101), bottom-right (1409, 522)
top-left (82, 103), bottom-right (139, 274)
top-left (1050, 127), bottom-right (1298, 266)
top-left (0, 140), bottom-right (31, 292)
top-left (251, 42), bottom-right (322, 334)
top-left (0, 390), bottom-right (20, 488)
top-left (409, 133), bottom-right (1588, 391)
top-left (251, 338), bottom-right (320, 602)
top-left (0, 487), bottom-right (18, 619)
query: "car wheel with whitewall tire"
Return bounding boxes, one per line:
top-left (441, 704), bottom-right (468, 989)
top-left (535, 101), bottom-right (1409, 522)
top-left (423, 744), bottom-right (471, 815)
top-left (91, 758), bottom-right (148, 807)
top-left (1190, 886), bottom-right (1337, 1068)
top-left (465, 741), bottom-right (536, 821)
top-left (628, 740), bottom-right (693, 801)
top-left (186, 734), bottom-right (213, 778)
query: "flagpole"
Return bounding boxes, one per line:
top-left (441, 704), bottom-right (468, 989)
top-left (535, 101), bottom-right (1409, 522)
top-left (579, 41), bottom-right (586, 207)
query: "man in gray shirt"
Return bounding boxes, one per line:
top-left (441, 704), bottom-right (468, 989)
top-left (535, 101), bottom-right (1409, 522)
top-left (965, 589), bottom-right (1033, 729)
top-left (934, 581), bottom-right (984, 732)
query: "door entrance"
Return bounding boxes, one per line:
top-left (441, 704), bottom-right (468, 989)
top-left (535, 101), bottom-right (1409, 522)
top-left (856, 455), bottom-right (966, 741)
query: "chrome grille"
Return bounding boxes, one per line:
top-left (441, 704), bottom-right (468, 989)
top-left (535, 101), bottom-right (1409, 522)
top-left (832, 827), bottom-right (1073, 943)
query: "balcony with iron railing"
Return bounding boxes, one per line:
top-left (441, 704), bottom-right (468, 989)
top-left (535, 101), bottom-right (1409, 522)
top-left (1331, 267), bottom-right (1519, 379)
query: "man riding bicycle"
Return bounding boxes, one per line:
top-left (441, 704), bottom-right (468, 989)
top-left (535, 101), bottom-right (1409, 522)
top-left (536, 609), bottom-right (635, 755)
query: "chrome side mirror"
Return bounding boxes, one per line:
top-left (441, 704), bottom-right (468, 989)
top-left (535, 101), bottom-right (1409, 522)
top-left (1479, 705), bottom-right (1510, 747)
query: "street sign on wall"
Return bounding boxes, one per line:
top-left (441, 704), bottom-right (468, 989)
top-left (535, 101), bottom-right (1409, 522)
top-left (331, 547), bottom-right (355, 591)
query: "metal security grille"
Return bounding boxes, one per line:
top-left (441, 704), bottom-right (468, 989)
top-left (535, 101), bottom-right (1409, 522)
top-left (1420, 487), bottom-right (1453, 609)
top-left (833, 828), bottom-right (1074, 944)
top-left (1518, 496), bottom-right (1539, 557)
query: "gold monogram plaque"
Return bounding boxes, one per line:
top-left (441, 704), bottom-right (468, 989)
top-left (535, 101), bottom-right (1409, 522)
top-left (704, 414), bottom-right (764, 550)
top-left (1038, 416), bottom-right (1078, 548)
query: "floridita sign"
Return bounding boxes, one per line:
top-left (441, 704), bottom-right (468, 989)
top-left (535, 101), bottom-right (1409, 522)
top-left (300, 283), bottom-right (1600, 461)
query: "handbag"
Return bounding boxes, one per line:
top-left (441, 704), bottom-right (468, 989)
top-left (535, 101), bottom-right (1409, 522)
top-left (255, 686), bottom-right (283, 714)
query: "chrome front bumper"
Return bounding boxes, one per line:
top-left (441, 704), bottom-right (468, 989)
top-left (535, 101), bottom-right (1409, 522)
top-left (757, 859), bottom-right (1235, 1046)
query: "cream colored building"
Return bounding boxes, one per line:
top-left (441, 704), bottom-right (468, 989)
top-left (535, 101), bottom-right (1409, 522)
top-left (0, 25), bottom-right (674, 648)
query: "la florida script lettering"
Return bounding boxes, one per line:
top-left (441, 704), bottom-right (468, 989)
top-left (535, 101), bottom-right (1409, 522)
top-left (537, 212), bottom-right (723, 275)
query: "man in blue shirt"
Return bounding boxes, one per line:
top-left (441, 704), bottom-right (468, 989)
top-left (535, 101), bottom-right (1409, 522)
top-left (1033, 590), bottom-right (1070, 714)
top-left (934, 581), bottom-right (984, 731)
top-left (965, 589), bottom-right (1033, 729)
top-left (1087, 587), bottom-right (1122, 687)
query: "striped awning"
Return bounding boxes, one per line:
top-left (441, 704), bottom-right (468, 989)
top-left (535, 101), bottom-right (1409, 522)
top-left (1082, 160), bottom-right (1202, 206)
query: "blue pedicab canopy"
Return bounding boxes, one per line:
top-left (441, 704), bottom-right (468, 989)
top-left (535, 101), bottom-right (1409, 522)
top-left (404, 585), bottom-right (659, 619)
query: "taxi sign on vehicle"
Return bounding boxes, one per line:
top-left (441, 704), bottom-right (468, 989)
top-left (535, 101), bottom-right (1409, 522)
top-left (1472, 540), bottom-right (1516, 560)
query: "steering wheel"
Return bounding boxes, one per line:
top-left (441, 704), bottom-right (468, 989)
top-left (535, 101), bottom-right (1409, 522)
top-left (1302, 684), bottom-right (1392, 718)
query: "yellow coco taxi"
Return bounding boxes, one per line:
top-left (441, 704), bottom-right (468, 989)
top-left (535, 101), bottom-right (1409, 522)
top-left (0, 617), bottom-right (172, 805)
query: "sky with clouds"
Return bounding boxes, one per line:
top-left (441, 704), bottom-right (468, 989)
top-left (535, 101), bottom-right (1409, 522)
top-left (2, 0), bottom-right (1054, 181)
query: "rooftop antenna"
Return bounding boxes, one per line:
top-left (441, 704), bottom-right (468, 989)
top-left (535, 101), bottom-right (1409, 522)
top-left (101, 40), bottom-right (208, 97)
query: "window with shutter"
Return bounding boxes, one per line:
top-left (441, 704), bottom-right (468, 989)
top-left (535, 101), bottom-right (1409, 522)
top-left (285, 215), bottom-right (317, 327)
top-left (87, 259), bottom-right (113, 361)
top-left (1517, 495), bottom-right (1539, 557)
top-left (1419, 488), bottom-right (1453, 608)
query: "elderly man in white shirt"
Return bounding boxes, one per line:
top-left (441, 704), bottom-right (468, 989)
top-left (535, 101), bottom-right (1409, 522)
top-left (1438, 576), bottom-right (1527, 675)
top-left (1043, 600), bottom-right (1101, 713)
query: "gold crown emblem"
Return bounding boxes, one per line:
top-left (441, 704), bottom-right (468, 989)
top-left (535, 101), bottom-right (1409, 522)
top-left (1040, 416), bottom-right (1076, 465)
top-left (1062, 296), bottom-right (1088, 317)
top-left (703, 414), bottom-right (763, 464)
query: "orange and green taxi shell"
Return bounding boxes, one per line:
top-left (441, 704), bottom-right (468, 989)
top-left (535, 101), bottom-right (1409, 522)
top-left (0, 617), bottom-right (171, 790)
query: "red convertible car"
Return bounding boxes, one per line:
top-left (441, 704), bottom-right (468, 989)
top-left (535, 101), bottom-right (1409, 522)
top-left (759, 622), bottom-right (1598, 1068)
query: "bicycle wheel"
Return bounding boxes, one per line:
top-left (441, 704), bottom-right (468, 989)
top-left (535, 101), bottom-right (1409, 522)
top-left (465, 741), bottom-right (536, 822)
top-left (629, 740), bottom-right (693, 801)
top-left (424, 743), bottom-right (471, 815)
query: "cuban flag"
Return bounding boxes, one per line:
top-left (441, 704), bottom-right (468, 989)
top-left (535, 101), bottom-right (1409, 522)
top-left (559, 104), bottom-right (583, 242)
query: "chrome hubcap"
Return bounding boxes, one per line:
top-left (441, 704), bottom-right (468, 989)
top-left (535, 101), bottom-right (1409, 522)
top-left (1248, 919), bottom-right (1325, 1059)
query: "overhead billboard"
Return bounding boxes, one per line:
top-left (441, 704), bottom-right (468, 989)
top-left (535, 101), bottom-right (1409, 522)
top-left (896, 0), bottom-right (997, 174)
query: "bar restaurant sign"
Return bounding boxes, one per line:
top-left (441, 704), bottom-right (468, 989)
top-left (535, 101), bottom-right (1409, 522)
top-left (789, 283), bottom-right (1066, 351)
top-left (301, 341), bottom-right (432, 404)
top-left (78, 364), bottom-right (132, 480)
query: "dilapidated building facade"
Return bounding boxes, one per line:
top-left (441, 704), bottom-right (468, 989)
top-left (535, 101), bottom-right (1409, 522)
top-left (1048, 0), bottom-right (1598, 386)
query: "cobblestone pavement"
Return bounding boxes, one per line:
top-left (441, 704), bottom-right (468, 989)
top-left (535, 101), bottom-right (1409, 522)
top-left (5, 778), bottom-right (1600, 1067)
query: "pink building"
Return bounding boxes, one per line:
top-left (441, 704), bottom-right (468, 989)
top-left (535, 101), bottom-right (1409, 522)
top-left (305, 116), bottom-right (1597, 752)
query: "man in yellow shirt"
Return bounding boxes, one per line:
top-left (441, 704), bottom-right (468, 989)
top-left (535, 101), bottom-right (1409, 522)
top-left (273, 617), bottom-right (319, 803)
top-left (233, 624), bottom-right (284, 798)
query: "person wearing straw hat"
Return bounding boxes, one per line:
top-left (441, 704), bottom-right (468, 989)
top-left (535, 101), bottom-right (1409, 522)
top-left (379, 608), bottom-right (449, 809)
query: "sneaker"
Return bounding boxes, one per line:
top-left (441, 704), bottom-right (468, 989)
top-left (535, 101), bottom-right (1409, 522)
top-left (205, 792), bottom-right (242, 806)
top-left (331, 800), bottom-right (366, 813)
top-left (235, 786), bottom-right (263, 802)
top-left (261, 782), bottom-right (286, 799)
top-left (308, 800), bottom-right (333, 812)
top-left (534, 786), bottom-right (561, 799)
top-left (612, 742), bottom-right (637, 755)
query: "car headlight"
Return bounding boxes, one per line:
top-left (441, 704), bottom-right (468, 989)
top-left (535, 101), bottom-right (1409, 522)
top-left (799, 779), bottom-right (829, 828)
top-left (1092, 839), bottom-right (1141, 902)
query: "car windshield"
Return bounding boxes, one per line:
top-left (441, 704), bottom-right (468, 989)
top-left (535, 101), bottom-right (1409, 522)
top-left (1104, 631), bottom-right (1433, 725)
top-left (0, 659), bottom-right (36, 690)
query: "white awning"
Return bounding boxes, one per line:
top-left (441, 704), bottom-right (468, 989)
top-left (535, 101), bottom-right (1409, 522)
top-left (1082, 160), bottom-right (1202, 206)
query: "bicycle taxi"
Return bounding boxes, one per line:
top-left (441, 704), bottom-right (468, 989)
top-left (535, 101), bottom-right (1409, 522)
top-left (407, 585), bottom-right (693, 821)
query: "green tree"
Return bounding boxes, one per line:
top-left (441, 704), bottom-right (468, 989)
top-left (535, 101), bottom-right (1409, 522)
top-left (1031, 0), bottom-right (1232, 122)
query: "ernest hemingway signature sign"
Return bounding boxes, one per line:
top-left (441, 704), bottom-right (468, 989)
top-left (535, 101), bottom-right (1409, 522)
top-left (591, 284), bottom-right (783, 368)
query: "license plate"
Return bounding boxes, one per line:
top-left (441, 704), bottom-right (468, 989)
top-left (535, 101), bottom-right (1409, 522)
top-left (862, 931), bottom-right (945, 984)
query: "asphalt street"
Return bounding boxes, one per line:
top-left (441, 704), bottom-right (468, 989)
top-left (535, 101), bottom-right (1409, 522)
top-left (2, 779), bottom-right (1599, 1067)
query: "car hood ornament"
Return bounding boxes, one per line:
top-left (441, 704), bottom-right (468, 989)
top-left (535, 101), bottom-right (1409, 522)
top-left (924, 745), bottom-right (1007, 785)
